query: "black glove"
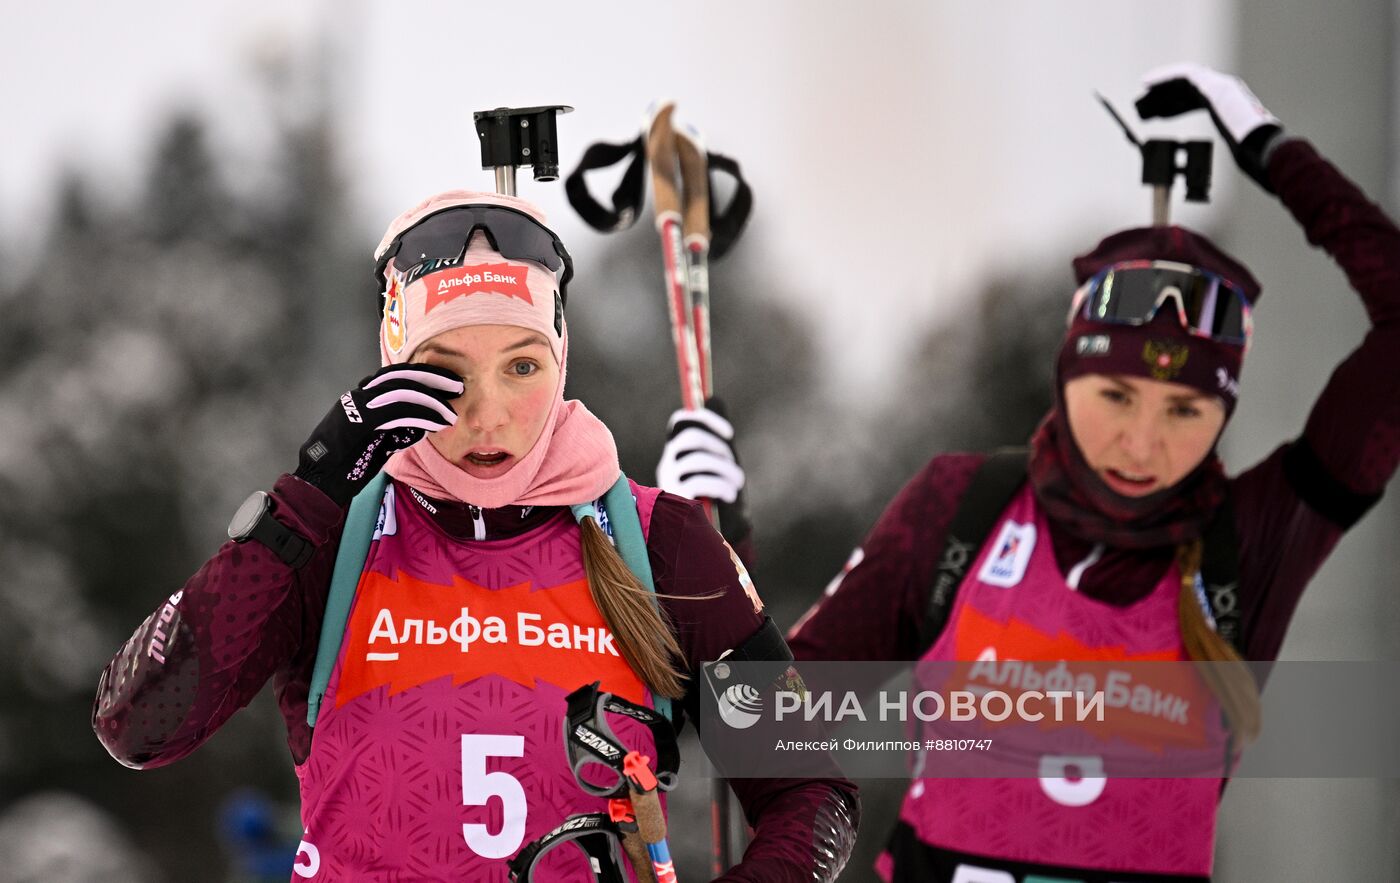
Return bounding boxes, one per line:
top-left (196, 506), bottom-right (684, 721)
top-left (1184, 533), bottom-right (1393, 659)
top-left (656, 396), bottom-right (753, 550)
top-left (294, 363), bottom-right (463, 506)
top-left (1136, 63), bottom-right (1285, 192)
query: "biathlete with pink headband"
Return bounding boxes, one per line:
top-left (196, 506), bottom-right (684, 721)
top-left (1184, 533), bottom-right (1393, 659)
top-left (93, 189), bottom-right (857, 881)
top-left (658, 66), bottom-right (1400, 881)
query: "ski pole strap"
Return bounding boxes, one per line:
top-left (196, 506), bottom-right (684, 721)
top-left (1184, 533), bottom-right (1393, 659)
top-left (703, 152), bottom-right (752, 259)
top-left (565, 681), bottom-right (680, 799)
top-left (508, 813), bottom-right (628, 883)
top-left (564, 137), bottom-right (752, 258)
top-left (565, 136), bottom-right (648, 233)
top-left (307, 471), bottom-right (390, 727)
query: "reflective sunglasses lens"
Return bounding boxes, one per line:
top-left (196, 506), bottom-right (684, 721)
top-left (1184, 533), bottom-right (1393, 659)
top-left (1205, 281), bottom-right (1250, 343)
top-left (1094, 267), bottom-right (1162, 322)
top-left (393, 207), bottom-right (564, 278)
top-left (393, 210), bottom-right (477, 275)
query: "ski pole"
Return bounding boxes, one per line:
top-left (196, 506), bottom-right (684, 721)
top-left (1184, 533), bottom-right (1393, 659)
top-left (676, 122), bottom-right (740, 874)
top-left (624, 751), bottom-right (679, 883)
top-left (650, 109), bottom-right (731, 876)
top-left (562, 683), bottom-right (682, 881)
top-left (567, 113), bottom-right (755, 875)
top-left (608, 798), bottom-right (661, 883)
top-left (646, 103), bottom-right (707, 416)
top-left (674, 123), bottom-right (713, 399)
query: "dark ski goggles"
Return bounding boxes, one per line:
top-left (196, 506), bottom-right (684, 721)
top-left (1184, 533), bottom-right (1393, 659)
top-left (1070, 260), bottom-right (1253, 346)
top-left (374, 204), bottom-right (574, 304)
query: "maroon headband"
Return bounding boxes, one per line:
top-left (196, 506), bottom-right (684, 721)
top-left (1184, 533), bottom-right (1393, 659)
top-left (1060, 225), bottom-right (1259, 413)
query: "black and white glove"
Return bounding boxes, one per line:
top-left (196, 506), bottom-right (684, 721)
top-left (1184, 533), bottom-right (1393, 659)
top-left (656, 398), bottom-right (752, 547)
top-left (294, 363), bottom-right (463, 506)
top-left (1136, 63), bottom-right (1285, 192)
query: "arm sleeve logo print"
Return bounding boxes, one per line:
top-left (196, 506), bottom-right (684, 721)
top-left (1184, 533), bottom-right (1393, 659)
top-left (724, 540), bottom-right (763, 614)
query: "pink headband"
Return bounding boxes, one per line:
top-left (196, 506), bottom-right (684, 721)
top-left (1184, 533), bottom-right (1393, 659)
top-left (376, 190), bottom-right (564, 367)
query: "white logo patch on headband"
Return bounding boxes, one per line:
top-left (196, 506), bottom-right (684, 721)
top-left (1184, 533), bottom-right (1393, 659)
top-left (425, 261), bottom-right (534, 312)
top-left (1075, 334), bottom-right (1111, 357)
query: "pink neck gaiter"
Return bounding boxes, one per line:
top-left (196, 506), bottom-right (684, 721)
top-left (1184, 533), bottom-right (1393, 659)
top-left (384, 338), bottom-right (620, 510)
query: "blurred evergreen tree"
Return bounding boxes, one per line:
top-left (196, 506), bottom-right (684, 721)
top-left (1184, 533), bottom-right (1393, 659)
top-left (0, 59), bottom-right (363, 878)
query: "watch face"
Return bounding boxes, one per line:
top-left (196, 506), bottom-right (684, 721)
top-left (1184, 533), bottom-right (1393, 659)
top-left (228, 491), bottom-right (269, 540)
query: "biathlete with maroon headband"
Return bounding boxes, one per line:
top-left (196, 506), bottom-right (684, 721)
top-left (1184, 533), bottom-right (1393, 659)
top-left (656, 66), bottom-right (1400, 882)
top-left (93, 189), bottom-right (857, 882)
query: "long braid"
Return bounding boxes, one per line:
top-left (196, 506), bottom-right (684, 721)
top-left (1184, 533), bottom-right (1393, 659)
top-left (577, 516), bottom-right (687, 699)
top-left (1176, 539), bottom-right (1261, 745)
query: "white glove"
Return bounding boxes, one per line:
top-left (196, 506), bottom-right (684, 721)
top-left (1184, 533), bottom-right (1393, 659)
top-left (1137, 63), bottom-right (1285, 190)
top-left (656, 406), bottom-right (746, 504)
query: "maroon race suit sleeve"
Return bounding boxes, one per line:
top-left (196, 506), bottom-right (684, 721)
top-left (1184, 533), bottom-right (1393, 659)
top-left (786, 454), bottom-right (985, 663)
top-left (92, 474), bottom-right (344, 768)
top-left (1226, 137), bottom-right (1400, 660)
top-left (649, 493), bottom-right (860, 883)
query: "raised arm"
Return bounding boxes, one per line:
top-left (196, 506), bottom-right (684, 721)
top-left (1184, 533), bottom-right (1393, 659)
top-left (1271, 137), bottom-right (1400, 503)
top-left (1139, 66), bottom-right (1400, 660)
top-left (1138, 65), bottom-right (1400, 514)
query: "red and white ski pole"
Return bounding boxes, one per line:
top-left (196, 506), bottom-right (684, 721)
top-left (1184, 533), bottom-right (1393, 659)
top-left (568, 105), bottom-right (754, 877)
top-left (647, 106), bottom-right (736, 876)
top-left (672, 117), bottom-right (756, 876)
top-left (674, 122), bottom-right (714, 401)
top-left (646, 103), bottom-right (708, 419)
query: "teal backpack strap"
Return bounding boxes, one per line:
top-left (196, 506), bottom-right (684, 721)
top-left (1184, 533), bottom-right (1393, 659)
top-left (570, 472), bottom-right (672, 725)
top-left (306, 471), bottom-right (390, 727)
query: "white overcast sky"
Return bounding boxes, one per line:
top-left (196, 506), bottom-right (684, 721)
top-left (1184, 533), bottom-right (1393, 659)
top-left (1, 0), bottom-right (1234, 400)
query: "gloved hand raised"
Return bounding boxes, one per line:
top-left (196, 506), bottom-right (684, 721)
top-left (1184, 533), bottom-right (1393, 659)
top-left (658, 402), bottom-right (745, 503)
top-left (1136, 63), bottom-right (1284, 191)
top-left (656, 398), bottom-right (753, 548)
top-left (294, 363), bottom-right (463, 506)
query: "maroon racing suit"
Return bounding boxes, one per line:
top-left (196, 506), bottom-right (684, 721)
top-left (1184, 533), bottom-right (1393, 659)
top-left (788, 139), bottom-right (1399, 881)
top-left (94, 476), bottom-right (857, 882)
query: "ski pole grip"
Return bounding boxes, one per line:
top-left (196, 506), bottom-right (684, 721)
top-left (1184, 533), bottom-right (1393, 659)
top-left (609, 799), bottom-right (661, 883)
top-left (675, 130), bottom-right (711, 246)
top-left (624, 829), bottom-right (661, 883)
top-left (631, 789), bottom-right (667, 845)
top-left (647, 104), bottom-right (682, 220)
top-left (624, 752), bottom-right (667, 843)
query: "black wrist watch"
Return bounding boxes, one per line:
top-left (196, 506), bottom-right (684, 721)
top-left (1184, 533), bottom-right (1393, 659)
top-left (228, 491), bottom-right (315, 569)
